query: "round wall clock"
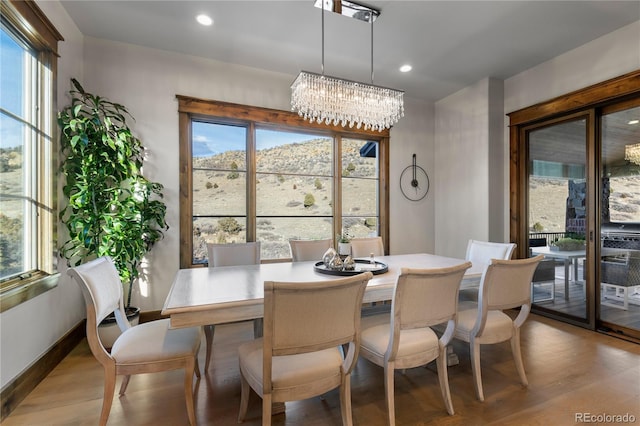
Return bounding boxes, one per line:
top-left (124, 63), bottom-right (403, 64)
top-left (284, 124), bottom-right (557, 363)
top-left (400, 153), bottom-right (429, 201)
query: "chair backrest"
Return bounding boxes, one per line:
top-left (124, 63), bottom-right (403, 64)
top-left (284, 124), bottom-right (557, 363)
top-left (68, 257), bottom-right (125, 362)
top-left (391, 262), bottom-right (472, 334)
top-left (289, 238), bottom-right (333, 262)
top-left (465, 239), bottom-right (516, 270)
top-left (207, 242), bottom-right (261, 267)
top-left (263, 272), bottom-right (372, 358)
top-left (350, 236), bottom-right (385, 258)
top-left (474, 255), bottom-right (543, 335)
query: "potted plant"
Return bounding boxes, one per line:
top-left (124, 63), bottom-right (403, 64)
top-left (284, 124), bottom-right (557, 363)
top-left (550, 237), bottom-right (586, 251)
top-left (58, 79), bottom-right (168, 346)
top-left (337, 231), bottom-right (352, 256)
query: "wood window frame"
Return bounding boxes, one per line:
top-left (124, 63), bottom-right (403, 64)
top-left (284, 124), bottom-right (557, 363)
top-left (0, 0), bottom-right (63, 312)
top-left (177, 96), bottom-right (390, 268)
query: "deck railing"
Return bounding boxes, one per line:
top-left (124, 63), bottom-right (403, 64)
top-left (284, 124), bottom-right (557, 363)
top-left (529, 232), bottom-right (568, 246)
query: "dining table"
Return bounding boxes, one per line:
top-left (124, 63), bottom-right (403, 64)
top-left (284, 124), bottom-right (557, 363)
top-left (162, 253), bottom-right (481, 415)
top-left (162, 253), bottom-right (483, 330)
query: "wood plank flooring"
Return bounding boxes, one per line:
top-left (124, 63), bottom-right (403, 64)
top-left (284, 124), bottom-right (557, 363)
top-left (4, 313), bottom-right (640, 425)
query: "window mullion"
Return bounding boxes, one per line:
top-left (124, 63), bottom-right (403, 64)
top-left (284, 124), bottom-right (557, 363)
top-left (247, 122), bottom-right (256, 242)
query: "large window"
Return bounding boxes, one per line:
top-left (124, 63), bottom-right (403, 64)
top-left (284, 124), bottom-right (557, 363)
top-left (178, 97), bottom-right (389, 267)
top-left (0, 1), bottom-right (62, 310)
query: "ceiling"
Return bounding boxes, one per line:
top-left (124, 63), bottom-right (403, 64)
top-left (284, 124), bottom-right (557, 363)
top-left (59, 0), bottom-right (640, 102)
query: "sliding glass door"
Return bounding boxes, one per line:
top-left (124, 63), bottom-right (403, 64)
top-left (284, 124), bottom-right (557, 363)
top-left (528, 115), bottom-right (589, 321)
top-left (599, 101), bottom-right (640, 339)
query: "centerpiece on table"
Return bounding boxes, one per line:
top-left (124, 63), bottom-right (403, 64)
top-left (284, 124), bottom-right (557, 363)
top-left (336, 231), bottom-right (352, 257)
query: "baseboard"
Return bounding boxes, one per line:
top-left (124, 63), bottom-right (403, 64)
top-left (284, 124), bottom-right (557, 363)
top-left (0, 320), bottom-right (85, 421)
top-left (0, 309), bottom-right (169, 421)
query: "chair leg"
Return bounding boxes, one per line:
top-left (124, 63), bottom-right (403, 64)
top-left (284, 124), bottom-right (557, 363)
top-left (184, 358), bottom-right (197, 426)
top-left (194, 357), bottom-right (201, 379)
top-left (99, 368), bottom-right (116, 426)
top-left (262, 392), bottom-right (272, 426)
top-left (253, 318), bottom-right (263, 338)
top-left (383, 363), bottom-right (396, 426)
top-left (436, 349), bottom-right (455, 415)
top-left (470, 340), bottom-right (484, 402)
top-left (510, 329), bottom-right (528, 387)
top-left (238, 370), bottom-right (250, 423)
top-left (118, 375), bottom-right (131, 396)
top-left (339, 374), bottom-right (353, 426)
top-left (204, 324), bottom-right (215, 372)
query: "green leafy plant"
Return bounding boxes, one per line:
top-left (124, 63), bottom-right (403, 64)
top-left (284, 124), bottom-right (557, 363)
top-left (337, 231), bottom-right (352, 244)
top-left (551, 237), bottom-right (585, 251)
top-left (58, 78), bottom-right (168, 308)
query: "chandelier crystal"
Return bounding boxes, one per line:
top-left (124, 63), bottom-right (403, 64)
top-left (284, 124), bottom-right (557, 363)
top-left (625, 143), bottom-right (640, 165)
top-left (291, 71), bottom-right (404, 131)
top-left (291, 0), bottom-right (404, 132)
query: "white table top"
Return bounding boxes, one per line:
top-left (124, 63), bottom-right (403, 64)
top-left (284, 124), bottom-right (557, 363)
top-left (531, 246), bottom-right (628, 260)
top-left (531, 246), bottom-right (586, 260)
top-left (162, 253), bottom-right (482, 328)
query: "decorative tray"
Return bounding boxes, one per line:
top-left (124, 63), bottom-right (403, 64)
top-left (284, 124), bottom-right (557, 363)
top-left (314, 260), bottom-right (388, 276)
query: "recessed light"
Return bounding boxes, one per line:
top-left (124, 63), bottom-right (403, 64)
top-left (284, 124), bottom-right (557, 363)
top-left (629, 119), bottom-right (639, 125)
top-left (196, 14), bottom-right (213, 26)
top-left (399, 64), bottom-right (412, 73)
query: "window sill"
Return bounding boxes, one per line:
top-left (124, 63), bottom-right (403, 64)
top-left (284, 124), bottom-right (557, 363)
top-left (0, 273), bottom-right (60, 313)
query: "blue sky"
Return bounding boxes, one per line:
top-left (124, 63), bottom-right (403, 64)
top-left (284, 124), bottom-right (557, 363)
top-left (192, 122), bottom-right (320, 157)
top-left (1, 27), bottom-right (25, 150)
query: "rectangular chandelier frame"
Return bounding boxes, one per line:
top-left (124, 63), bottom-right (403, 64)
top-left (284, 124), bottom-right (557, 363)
top-left (291, 70), bottom-right (404, 131)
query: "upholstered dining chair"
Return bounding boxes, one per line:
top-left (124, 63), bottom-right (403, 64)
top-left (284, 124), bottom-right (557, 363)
top-left (350, 236), bottom-right (385, 258)
top-left (359, 262), bottom-right (472, 424)
top-left (68, 257), bottom-right (201, 426)
top-left (453, 255), bottom-right (543, 402)
top-left (205, 242), bottom-right (261, 371)
top-left (289, 238), bottom-right (333, 262)
top-left (459, 239), bottom-right (516, 302)
top-left (237, 272), bottom-right (373, 426)
top-left (465, 239), bottom-right (516, 268)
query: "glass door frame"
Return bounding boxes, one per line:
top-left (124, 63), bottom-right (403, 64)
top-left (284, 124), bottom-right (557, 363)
top-left (508, 70), bottom-right (640, 332)
top-left (518, 110), bottom-right (595, 327)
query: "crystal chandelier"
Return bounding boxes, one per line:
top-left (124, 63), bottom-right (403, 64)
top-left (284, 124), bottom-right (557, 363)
top-left (625, 143), bottom-right (640, 165)
top-left (291, 0), bottom-right (404, 132)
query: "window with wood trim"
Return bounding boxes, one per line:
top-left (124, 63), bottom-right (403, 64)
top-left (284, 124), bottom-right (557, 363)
top-left (178, 97), bottom-right (389, 268)
top-left (0, 0), bottom-right (62, 311)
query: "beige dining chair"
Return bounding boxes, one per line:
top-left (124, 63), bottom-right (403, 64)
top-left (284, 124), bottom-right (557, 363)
top-left (359, 262), bottom-right (472, 424)
top-left (453, 255), bottom-right (543, 402)
top-left (350, 236), bottom-right (385, 258)
top-left (68, 257), bottom-right (201, 426)
top-left (289, 238), bottom-right (333, 262)
top-left (460, 239), bottom-right (516, 302)
top-left (205, 242), bottom-right (261, 372)
top-left (237, 271), bottom-right (373, 426)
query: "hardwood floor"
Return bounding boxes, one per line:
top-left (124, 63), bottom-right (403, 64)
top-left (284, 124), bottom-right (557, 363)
top-left (4, 313), bottom-right (640, 425)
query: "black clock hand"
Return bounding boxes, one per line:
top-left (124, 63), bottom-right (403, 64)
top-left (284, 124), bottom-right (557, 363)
top-left (411, 153), bottom-right (418, 187)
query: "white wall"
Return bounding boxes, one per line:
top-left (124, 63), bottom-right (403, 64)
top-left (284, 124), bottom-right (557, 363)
top-left (0, 1), bottom-right (84, 390)
top-left (433, 78), bottom-right (502, 258)
top-left (504, 21), bottom-right (640, 114)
